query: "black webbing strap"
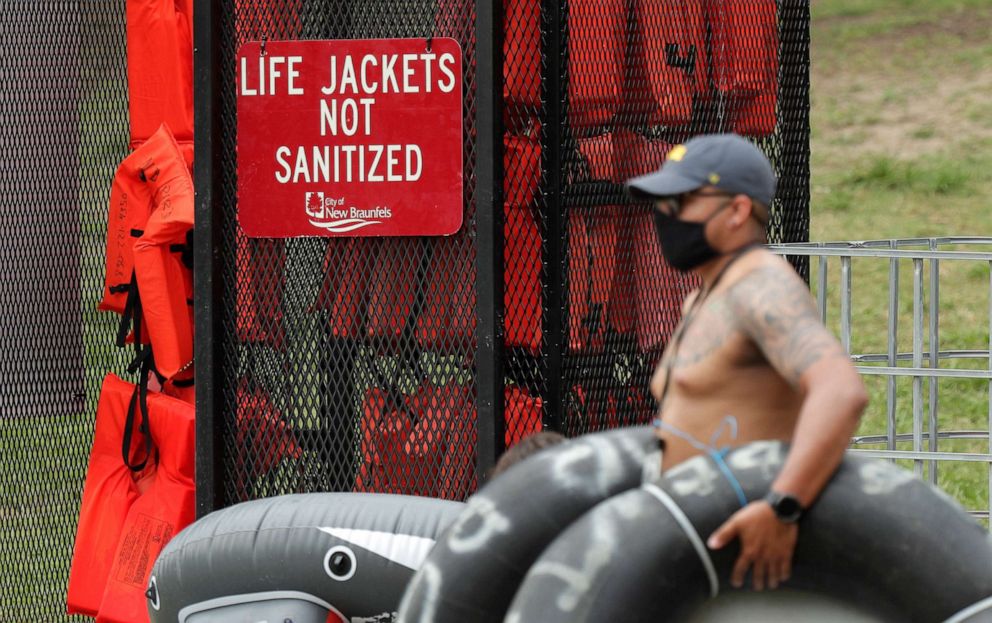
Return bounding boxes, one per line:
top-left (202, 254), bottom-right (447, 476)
top-left (115, 271), bottom-right (140, 349)
top-left (181, 229), bottom-right (193, 269)
top-left (122, 348), bottom-right (154, 472)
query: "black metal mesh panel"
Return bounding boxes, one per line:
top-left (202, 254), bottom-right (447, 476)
top-left (0, 2), bottom-right (130, 620)
top-left (518, 0), bottom-right (811, 438)
top-left (218, 0), bottom-right (480, 505)
top-left (209, 0), bottom-right (807, 505)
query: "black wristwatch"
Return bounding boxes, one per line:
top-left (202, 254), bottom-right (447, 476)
top-left (764, 490), bottom-right (805, 523)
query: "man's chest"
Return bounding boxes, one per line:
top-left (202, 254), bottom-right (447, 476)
top-left (651, 300), bottom-right (763, 400)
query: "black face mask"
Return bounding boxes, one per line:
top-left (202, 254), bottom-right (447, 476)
top-left (652, 202), bottom-right (731, 272)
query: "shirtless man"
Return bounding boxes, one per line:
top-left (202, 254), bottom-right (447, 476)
top-left (626, 134), bottom-right (868, 592)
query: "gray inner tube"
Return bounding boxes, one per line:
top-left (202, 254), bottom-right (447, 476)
top-left (148, 492), bottom-right (464, 622)
top-left (506, 440), bottom-right (992, 623)
top-left (397, 426), bottom-right (659, 623)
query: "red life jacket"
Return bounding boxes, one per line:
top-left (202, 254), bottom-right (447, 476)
top-left (66, 375), bottom-right (155, 617)
top-left (236, 233), bottom-right (286, 349)
top-left (354, 382), bottom-right (476, 500)
top-left (503, 0), bottom-right (541, 108)
top-left (568, 205), bottom-right (619, 353)
top-left (234, 380), bottom-right (302, 501)
top-left (576, 132), bottom-right (618, 182)
top-left (127, 0), bottom-right (194, 156)
top-left (365, 239), bottom-right (418, 340)
top-left (614, 130), bottom-right (672, 184)
top-left (624, 0), bottom-right (708, 128)
top-left (610, 132), bottom-right (672, 340)
top-left (705, 0), bottom-right (779, 137)
top-left (416, 232), bottom-right (477, 350)
top-left (232, 0), bottom-right (302, 347)
top-left (505, 385), bottom-right (543, 448)
top-left (438, 0), bottom-right (625, 128)
top-left (95, 384), bottom-right (195, 623)
top-left (354, 387), bottom-right (412, 495)
top-left (313, 238), bottom-right (367, 340)
top-left (568, 0), bottom-right (627, 130)
top-left (130, 124), bottom-right (195, 381)
top-left (503, 201), bottom-right (543, 353)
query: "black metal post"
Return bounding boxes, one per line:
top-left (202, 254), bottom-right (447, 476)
top-left (475, 0), bottom-right (505, 483)
top-left (193, 0), bottom-right (223, 517)
top-left (542, 0), bottom-right (565, 432)
top-left (779, 0), bottom-right (812, 279)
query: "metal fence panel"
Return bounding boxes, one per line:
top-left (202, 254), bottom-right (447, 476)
top-left (771, 238), bottom-right (992, 525)
top-left (0, 2), bottom-right (131, 620)
top-left (197, 0), bottom-right (811, 511)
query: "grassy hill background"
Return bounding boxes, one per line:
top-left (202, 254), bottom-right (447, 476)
top-left (810, 0), bottom-right (992, 522)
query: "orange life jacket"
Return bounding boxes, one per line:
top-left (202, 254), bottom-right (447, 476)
top-left (354, 382), bottom-right (476, 500)
top-left (66, 374), bottom-right (155, 617)
top-left (129, 124), bottom-right (195, 381)
top-left (127, 0), bottom-right (194, 156)
top-left (94, 383), bottom-right (195, 623)
top-left (705, 0), bottom-right (779, 137)
top-left (624, 0), bottom-right (708, 128)
top-left (162, 376), bottom-right (195, 405)
top-left (100, 125), bottom-right (181, 315)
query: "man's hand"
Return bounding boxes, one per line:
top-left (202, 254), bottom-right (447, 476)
top-left (707, 501), bottom-right (798, 591)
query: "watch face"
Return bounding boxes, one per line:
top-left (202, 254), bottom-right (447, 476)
top-left (766, 491), bottom-right (803, 523)
top-left (777, 496), bottom-right (801, 520)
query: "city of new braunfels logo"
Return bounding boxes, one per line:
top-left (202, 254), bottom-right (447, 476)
top-left (305, 191), bottom-right (392, 233)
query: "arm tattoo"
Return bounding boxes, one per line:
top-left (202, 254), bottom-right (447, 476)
top-left (726, 265), bottom-right (848, 386)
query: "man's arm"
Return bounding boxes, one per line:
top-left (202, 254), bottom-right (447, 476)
top-left (732, 262), bottom-right (868, 504)
top-left (707, 261), bottom-right (868, 590)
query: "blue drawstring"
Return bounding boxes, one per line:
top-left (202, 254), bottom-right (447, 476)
top-left (653, 416), bottom-right (749, 508)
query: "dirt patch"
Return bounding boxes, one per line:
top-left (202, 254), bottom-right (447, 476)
top-left (812, 9), bottom-right (992, 159)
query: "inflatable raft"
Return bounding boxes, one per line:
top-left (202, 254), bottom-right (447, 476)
top-left (147, 492), bottom-right (463, 622)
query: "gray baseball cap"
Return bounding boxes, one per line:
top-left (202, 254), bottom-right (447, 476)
top-left (625, 133), bottom-right (776, 206)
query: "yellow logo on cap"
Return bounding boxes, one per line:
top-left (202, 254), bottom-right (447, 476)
top-left (709, 173), bottom-right (721, 184)
top-left (668, 145), bottom-right (687, 162)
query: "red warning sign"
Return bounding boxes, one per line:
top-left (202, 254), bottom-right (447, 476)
top-left (236, 38), bottom-right (464, 238)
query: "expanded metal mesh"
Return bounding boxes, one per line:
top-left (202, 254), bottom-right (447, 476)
top-left (0, 2), bottom-right (131, 620)
top-left (219, 1), bottom-right (481, 504)
top-left (541, 0), bottom-right (811, 438)
top-left (211, 1), bottom-right (809, 507)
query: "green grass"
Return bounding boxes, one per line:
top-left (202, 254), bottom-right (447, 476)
top-left (810, 0), bottom-right (992, 525)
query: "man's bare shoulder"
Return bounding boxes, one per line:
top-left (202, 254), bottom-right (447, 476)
top-left (722, 249), bottom-right (846, 387)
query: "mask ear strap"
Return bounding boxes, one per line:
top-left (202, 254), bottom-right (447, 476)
top-left (702, 198), bottom-right (735, 224)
